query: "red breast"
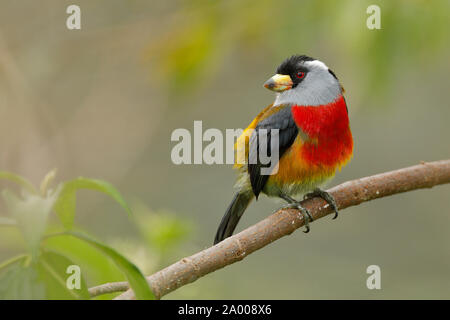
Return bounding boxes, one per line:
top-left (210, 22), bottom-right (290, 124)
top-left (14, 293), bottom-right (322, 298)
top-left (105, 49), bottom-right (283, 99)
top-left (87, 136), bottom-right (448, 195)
top-left (291, 95), bottom-right (353, 168)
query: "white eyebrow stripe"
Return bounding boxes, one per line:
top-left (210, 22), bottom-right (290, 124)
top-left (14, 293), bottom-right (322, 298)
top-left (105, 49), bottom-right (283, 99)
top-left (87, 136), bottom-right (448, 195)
top-left (304, 60), bottom-right (328, 70)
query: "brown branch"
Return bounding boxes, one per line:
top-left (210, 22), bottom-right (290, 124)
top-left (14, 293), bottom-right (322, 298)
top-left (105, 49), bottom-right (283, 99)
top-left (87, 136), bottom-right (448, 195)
top-left (88, 281), bottom-right (129, 298)
top-left (99, 159), bottom-right (450, 300)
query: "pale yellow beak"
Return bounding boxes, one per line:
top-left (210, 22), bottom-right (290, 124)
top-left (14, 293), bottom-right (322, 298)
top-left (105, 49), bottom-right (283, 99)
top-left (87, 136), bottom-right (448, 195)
top-left (263, 74), bottom-right (293, 92)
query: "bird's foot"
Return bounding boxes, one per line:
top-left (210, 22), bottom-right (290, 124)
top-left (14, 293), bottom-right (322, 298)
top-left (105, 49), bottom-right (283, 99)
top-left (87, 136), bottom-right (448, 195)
top-left (281, 202), bottom-right (313, 233)
top-left (304, 188), bottom-right (339, 219)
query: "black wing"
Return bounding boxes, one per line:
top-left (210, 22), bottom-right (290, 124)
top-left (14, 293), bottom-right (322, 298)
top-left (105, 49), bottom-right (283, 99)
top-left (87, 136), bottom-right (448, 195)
top-left (248, 105), bottom-right (298, 198)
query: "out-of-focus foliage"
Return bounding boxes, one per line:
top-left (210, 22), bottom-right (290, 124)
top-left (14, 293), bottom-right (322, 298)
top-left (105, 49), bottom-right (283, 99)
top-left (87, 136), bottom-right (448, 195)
top-left (0, 170), bottom-right (155, 299)
top-left (133, 202), bottom-right (193, 256)
top-left (48, 232), bottom-right (155, 300)
top-left (54, 177), bottom-right (132, 230)
top-left (107, 203), bottom-right (194, 278)
top-left (146, 0), bottom-right (450, 102)
top-left (0, 0), bottom-right (448, 300)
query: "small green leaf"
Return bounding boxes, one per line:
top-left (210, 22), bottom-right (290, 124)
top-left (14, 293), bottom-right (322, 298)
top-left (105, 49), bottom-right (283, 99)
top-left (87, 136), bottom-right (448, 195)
top-left (0, 257), bottom-right (45, 299)
top-left (0, 171), bottom-right (37, 195)
top-left (50, 232), bottom-right (154, 300)
top-left (2, 189), bottom-right (60, 258)
top-left (53, 177), bottom-right (131, 230)
top-left (36, 250), bottom-right (90, 300)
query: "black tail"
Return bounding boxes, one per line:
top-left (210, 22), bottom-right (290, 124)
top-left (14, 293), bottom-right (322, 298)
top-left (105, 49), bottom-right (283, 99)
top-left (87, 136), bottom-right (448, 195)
top-left (214, 191), bottom-right (253, 245)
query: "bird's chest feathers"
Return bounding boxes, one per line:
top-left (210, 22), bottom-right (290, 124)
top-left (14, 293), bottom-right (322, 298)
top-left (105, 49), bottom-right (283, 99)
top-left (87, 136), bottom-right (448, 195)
top-left (291, 95), bottom-right (353, 167)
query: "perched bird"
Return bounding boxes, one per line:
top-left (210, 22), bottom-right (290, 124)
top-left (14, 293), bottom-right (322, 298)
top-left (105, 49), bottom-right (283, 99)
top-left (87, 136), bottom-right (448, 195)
top-left (214, 55), bottom-right (353, 244)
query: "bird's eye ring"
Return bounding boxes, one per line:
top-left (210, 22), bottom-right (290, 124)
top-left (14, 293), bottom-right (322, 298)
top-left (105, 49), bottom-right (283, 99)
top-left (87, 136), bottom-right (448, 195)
top-left (296, 71), bottom-right (305, 79)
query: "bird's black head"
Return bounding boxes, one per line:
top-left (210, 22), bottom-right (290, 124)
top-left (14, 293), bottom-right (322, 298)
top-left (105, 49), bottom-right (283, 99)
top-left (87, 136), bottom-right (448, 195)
top-left (276, 55), bottom-right (315, 88)
top-left (276, 55), bottom-right (315, 74)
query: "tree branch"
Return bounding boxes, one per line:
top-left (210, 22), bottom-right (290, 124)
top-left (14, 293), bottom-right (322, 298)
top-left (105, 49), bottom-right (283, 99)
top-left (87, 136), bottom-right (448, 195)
top-left (91, 160), bottom-right (450, 300)
top-left (88, 281), bottom-right (129, 297)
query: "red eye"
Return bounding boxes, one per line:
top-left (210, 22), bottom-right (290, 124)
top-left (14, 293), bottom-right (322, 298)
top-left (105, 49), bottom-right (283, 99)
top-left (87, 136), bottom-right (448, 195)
top-left (296, 71), bottom-right (305, 79)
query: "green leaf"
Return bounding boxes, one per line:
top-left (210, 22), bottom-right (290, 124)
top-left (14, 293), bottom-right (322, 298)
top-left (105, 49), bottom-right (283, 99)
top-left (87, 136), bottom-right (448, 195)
top-left (0, 254), bottom-right (28, 272)
top-left (53, 177), bottom-right (132, 230)
top-left (2, 189), bottom-right (60, 258)
top-left (50, 232), bottom-right (154, 300)
top-left (43, 229), bottom-right (125, 299)
top-left (36, 250), bottom-right (90, 300)
top-left (0, 257), bottom-right (45, 299)
top-left (0, 171), bottom-right (37, 195)
top-left (0, 251), bottom-right (89, 299)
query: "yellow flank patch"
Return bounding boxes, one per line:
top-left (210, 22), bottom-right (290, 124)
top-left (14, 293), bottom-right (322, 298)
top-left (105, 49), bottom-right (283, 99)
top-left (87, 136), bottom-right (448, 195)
top-left (234, 103), bottom-right (286, 168)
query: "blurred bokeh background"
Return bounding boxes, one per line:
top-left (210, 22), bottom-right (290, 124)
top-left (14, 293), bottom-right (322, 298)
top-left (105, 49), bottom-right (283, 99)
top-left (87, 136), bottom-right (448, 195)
top-left (0, 0), bottom-right (449, 299)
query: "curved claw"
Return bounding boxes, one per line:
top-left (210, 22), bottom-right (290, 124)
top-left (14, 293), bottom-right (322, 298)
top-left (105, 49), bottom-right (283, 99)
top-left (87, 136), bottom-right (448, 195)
top-left (303, 225), bottom-right (310, 233)
top-left (295, 205), bottom-right (313, 233)
top-left (304, 188), bottom-right (339, 220)
top-left (279, 202), bottom-right (313, 233)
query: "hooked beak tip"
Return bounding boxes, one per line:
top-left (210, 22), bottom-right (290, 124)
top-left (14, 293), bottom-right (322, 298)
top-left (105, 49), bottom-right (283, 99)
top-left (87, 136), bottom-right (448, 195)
top-left (263, 79), bottom-right (275, 90)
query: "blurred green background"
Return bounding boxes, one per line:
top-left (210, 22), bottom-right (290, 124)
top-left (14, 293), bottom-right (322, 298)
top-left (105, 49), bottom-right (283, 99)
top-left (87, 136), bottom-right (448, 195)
top-left (0, 0), bottom-right (449, 299)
